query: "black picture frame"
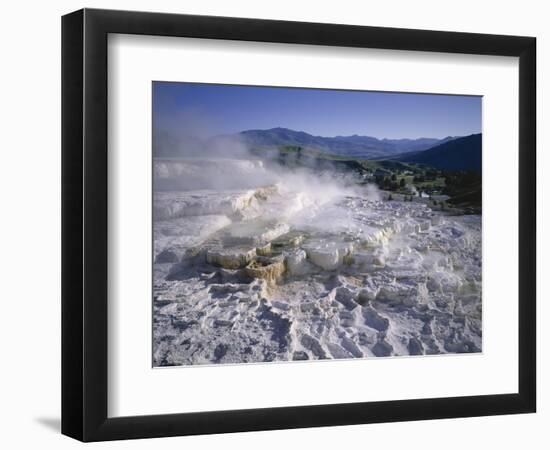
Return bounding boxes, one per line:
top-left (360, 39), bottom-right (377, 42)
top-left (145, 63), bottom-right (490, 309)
top-left (62, 8), bottom-right (536, 442)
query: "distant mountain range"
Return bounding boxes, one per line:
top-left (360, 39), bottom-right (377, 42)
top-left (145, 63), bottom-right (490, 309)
top-left (393, 133), bottom-right (482, 172)
top-left (234, 127), bottom-right (459, 159)
top-left (155, 127), bottom-right (480, 171)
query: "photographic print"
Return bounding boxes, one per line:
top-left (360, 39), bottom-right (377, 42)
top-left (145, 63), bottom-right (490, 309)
top-left (152, 82), bottom-right (482, 367)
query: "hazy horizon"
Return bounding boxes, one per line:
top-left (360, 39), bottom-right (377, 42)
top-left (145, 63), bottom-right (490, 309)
top-left (153, 82), bottom-right (482, 141)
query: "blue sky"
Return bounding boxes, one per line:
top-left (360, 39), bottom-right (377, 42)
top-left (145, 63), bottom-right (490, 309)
top-left (153, 82), bottom-right (481, 140)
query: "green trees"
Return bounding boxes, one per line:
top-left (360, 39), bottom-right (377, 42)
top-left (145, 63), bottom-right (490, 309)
top-left (382, 177), bottom-right (398, 191)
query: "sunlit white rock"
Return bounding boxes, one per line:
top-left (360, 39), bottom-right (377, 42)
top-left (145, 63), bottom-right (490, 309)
top-left (303, 240), bottom-right (354, 271)
top-left (285, 249), bottom-right (309, 276)
top-left (152, 170), bottom-right (482, 364)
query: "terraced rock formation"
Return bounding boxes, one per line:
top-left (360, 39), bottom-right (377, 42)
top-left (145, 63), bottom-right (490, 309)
top-left (153, 160), bottom-right (482, 366)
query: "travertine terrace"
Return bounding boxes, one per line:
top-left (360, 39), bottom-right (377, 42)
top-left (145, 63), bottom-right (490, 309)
top-left (153, 159), bottom-right (482, 366)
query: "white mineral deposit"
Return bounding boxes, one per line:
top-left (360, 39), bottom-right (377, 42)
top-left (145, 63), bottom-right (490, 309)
top-left (152, 158), bottom-right (482, 366)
